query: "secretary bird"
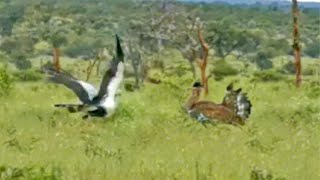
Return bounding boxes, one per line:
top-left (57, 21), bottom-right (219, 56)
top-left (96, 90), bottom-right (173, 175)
top-left (43, 34), bottom-right (124, 119)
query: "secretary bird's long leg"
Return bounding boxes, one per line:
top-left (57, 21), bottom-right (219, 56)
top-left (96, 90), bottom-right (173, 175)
top-left (82, 114), bottom-right (90, 120)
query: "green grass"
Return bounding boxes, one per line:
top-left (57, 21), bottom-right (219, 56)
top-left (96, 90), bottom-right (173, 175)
top-left (0, 73), bottom-right (319, 179)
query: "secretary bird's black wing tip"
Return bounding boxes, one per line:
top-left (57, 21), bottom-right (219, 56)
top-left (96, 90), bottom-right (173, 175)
top-left (115, 34), bottom-right (124, 61)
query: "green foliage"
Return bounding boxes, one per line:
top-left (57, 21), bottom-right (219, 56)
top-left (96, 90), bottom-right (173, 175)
top-left (306, 84), bottom-right (320, 99)
top-left (49, 33), bottom-right (68, 48)
top-left (0, 164), bottom-right (62, 180)
top-left (0, 36), bottom-right (34, 57)
top-left (0, 1), bottom-right (25, 36)
top-left (280, 61), bottom-right (295, 74)
top-left (280, 61), bottom-right (316, 76)
top-left (250, 168), bottom-right (287, 180)
top-left (34, 41), bottom-right (52, 56)
top-left (212, 60), bottom-right (239, 80)
top-left (0, 37), bottom-right (17, 54)
top-left (254, 51), bottom-right (274, 70)
top-left (302, 65), bottom-right (315, 76)
top-left (0, 66), bottom-right (12, 96)
top-left (265, 38), bottom-right (290, 56)
top-left (12, 69), bottom-right (42, 82)
top-left (251, 70), bottom-right (284, 82)
top-left (305, 41), bottom-right (320, 58)
top-left (11, 54), bottom-right (32, 70)
top-left (64, 36), bottom-right (107, 59)
top-left (0, 0), bottom-right (317, 62)
top-left (208, 25), bottom-right (253, 58)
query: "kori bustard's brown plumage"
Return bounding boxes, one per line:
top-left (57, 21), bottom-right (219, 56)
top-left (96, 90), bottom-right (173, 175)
top-left (184, 82), bottom-right (252, 125)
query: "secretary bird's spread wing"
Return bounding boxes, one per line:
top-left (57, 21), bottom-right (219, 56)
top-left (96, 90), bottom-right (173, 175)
top-left (43, 67), bottom-right (97, 104)
top-left (94, 34), bottom-right (124, 101)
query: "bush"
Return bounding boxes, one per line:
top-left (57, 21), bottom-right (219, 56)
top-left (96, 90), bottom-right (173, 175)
top-left (212, 60), bottom-right (239, 80)
top-left (302, 65), bottom-right (315, 76)
top-left (253, 51), bottom-right (274, 70)
top-left (307, 86), bottom-right (320, 99)
top-left (280, 61), bottom-right (295, 74)
top-left (0, 67), bottom-right (12, 96)
top-left (305, 41), bottom-right (320, 58)
top-left (12, 69), bottom-right (43, 82)
top-left (11, 54), bottom-right (32, 70)
top-left (0, 164), bottom-right (62, 179)
top-left (251, 70), bottom-right (284, 82)
top-left (250, 167), bottom-right (287, 180)
top-left (280, 62), bottom-right (315, 76)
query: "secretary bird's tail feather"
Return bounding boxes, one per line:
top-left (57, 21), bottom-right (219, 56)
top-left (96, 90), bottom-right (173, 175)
top-left (54, 104), bottom-right (84, 113)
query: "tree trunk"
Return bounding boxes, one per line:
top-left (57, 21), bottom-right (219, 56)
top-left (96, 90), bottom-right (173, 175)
top-left (86, 58), bottom-right (98, 81)
top-left (197, 28), bottom-right (209, 95)
top-left (188, 59), bottom-right (196, 79)
top-left (53, 47), bottom-right (61, 73)
top-left (292, 0), bottom-right (302, 87)
top-left (96, 48), bottom-right (102, 76)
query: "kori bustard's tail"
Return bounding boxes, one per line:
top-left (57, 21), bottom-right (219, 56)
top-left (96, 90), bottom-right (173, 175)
top-left (236, 93), bottom-right (252, 121)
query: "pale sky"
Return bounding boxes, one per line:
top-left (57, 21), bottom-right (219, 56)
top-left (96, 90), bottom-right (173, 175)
top-left (298, 0), bottom-right (320, 2)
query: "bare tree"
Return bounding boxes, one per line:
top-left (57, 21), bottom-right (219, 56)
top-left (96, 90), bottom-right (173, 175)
top-left (95, 48), bottom-right (110, 76)
top-left (85, 59), bottom-right (98, 81)
top-left (197, 27), bottom-right (210, 95)
top-left (52, 48), bottom-right (61, 73)
top-left (292, 0), bottom-right (302, 87)
top-left (127, 39), bottom-right (143, 88)
top-left (174, 16), bottom-right (203, 78)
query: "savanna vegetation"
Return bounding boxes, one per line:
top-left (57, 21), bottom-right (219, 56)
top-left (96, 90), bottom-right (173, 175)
top-left (0, 0), bottom-right (319, 179)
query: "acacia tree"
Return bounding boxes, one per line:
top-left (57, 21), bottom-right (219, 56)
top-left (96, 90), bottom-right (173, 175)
top-left (174, 15), bottom-right (203, 78)
top-left (292, 0), bottom-right (302, 87)
top-left (125, 19), bottom-right (148, 88)
top-left (34, 14), bottom-right (71, 73)
top-left (177, 36), bottom-right (198, 78)
top-left (125, 0), bottom-right (178, 86)
top-left (50, 32), bottom-right (67, 73)
top-left (136, 0), bottom-right (177, 69)
top-left (127, 39), bottom-right (143, 88)
top-left (207, 23), bottom-right (251, 60)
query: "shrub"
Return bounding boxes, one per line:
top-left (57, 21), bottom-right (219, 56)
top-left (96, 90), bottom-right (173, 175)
top-left (250, 167), bottom-right (287, 180)
top-left (280, 62), bottom-right (315, 76)
top-left (280, 61), bottom-right (295, 74)
top-left (11, 53), bottom-right (32, 70)
top-left (305, 41), bottom-right (320, 58)
top-left (253, 51), bottom-right (274, 70)
top-left (0, 67), bottom-right (12, 96)
top-left (0, 164), bottom-right (62, 179)
top-left (212, 60), bottom-right (238, 81)
top-left (302, 65), bottom-right (315, 76)
top-left (306, 84), bottom-right (320, 99)
top-left (251, 70), bottom-right (284, 82)
top-left (12, 69), bottom-right (43, 82)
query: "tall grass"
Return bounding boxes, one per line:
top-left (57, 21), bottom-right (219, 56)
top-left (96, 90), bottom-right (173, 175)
top-left (0, 73), bottom-right (319, 179)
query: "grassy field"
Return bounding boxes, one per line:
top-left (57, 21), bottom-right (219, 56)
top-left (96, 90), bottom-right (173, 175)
top-left (0, 66), bottom-right (319, 180)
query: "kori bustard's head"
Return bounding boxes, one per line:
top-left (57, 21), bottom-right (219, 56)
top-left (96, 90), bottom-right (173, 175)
top-left (191, 81), bottom-right (203, 97)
